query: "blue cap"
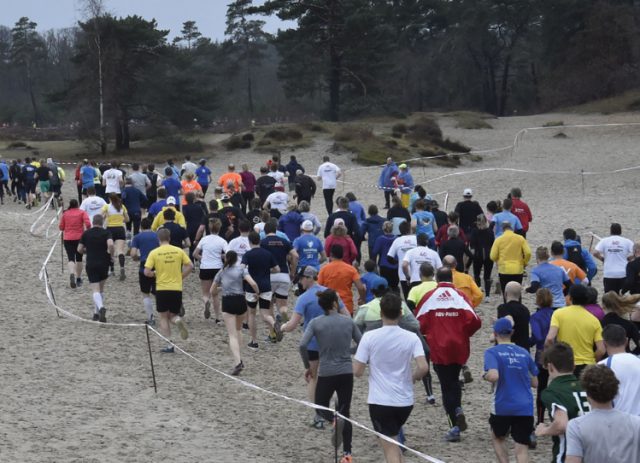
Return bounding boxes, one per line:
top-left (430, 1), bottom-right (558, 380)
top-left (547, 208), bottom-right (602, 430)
top-left (493, 317), bottom-right (513, 335)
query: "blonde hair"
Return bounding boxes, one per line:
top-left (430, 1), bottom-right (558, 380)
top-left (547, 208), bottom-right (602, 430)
top-left (331, 224), bottom-right (347, 237)
top-left (476, 213), bottom-right (489, 230)
top-left (602, 291), bottom-right (640, 317)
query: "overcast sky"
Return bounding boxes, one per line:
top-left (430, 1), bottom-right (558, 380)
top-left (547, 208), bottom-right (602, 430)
top-left (2, 0), bottom-right (293, 41)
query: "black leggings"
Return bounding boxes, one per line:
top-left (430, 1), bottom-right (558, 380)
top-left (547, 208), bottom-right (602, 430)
top-left (473, 256), bottom-right (494, 296)
top-left (379, 266), bottom-right (399, 293)
top-left (536, 363), bottom-right (549, 424)
top-left (323, 188), bottom-right (335, 215)
top-left (433, 364), bottom-right (462, 428)
top-left (315, 373), bottom-right (353, 454)
top-left (603, 277), bottom-right (624, 294)
top-left (126, 212), bottom-right (141, 235)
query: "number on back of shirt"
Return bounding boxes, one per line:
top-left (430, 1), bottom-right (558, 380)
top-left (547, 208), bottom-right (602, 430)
top-left (573, 391), bottom-right (590, 416)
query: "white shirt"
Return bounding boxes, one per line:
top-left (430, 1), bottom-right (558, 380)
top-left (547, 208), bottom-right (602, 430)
top-left (228, 235), bottom-right (250, 260)
top-left (387, 234), bottom-right (417, 281)
top-left (316, 162), bottom-right (341, 189)
top-left (266, 191), bottom-right (289, 214)
top-left (80, 196), bottom-right (107, 223)
top-left (182, 161), bottom-right (198, 176)
top-left (402, 246), bottom-right (442, 283)
top-left (595, 235), bottom-right (633, 278)
top-left (268, 171), bottom-right (285, 186)
top-left (598, 352), bottom-right (640, 415)
top-left (196, 234), bottom-right (228, 269)
top-left (103, 168), bottom-right (123, 194)
top-left (354, 325), bottom-right (424, 407)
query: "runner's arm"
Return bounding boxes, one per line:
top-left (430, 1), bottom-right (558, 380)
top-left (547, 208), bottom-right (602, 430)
top-left (243, 274), bottom-right (260, 295)
top-left (281, 312), bottom-right (302, 333)
top-left (544, 326), bottom-right (559, 348)
top-left (352, 359), bottom-right (366, 378)
top-left (535, 408), bottom-right (568, 437)
top-left (413, 355), bottom-right (428, 383)
top-left (182, 261), bottom-right (194, 279)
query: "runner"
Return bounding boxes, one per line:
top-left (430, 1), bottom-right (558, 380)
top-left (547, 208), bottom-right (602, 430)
top-left (261, 220), bottom-right (298, 321)
top-left (438, 226), bottom-right (473, 271)
top-left (181, 155), bottom-right (198, 177)
top-left (263, 184), bottom-right (289, 218)
top-left (354, 292), bottom-right (429, 463)
top-left (78, 214), bottom-right (113, 322)
top-left (526, 246), bottom-right (572, 308)
top-left (292, 220), bottom-right (325, 274)
top-left (79, 186), bottom-right (107, 224)
top-left (509, 188), bottom-right (533, 238)
top-left (623, 241), bottom-right (640, 294)
top-left (529, 288), bottom-right (555, 425)
top-left (412, 199), bottom-right (437, 249)
top-left (34, 159), bottom-right (52, 202)
top-left (386, 195), bottom-right (411, 236)
top-left (406, 262), bottom-right (437, 311)
top-left (593, 223), bottom-right (634, 293)
top-left (241, 231), bottom-right (282, 348)
top-left (394, 164), bottom-right (413, 209)
top-left (150, 196), bottom-right (186, 230)
top-left (219, 163), bottom-right (243, 195)
top-left (211, 250), bottom-right (260, 375)
top-left (324, 219), bottom-right (358, 265)
top-left (361, 205), bottom-right (385, 259)
top-left (195, 159), bottom-right (212, 196)
top-left (402, 233), bottom-right (442, 287)
top-left (256, 166), bottom-right (276, 204)
top-left (549, 241), bottom-right (588, 286)
top-left (293, 169), bottom-right (316, 206)
top-left (562, 228), bottom-right (597, 282)
top-left (490, 221), bottom-right (531, 300)
top-left (121, 178), bottom-right (146, 236)
top-left (387, 221), bottom-right (417, 300)
top-left (372, 221), bottom-right (399, 293)
top-left (600, 291), bottom-right (640, 353)
top-left (483, 318), bottom-right (539, 463)
top-left (285, 155), bottom-right (304, 191)
top-left (316, 155), bottom-right (341, 215)
top-left (325, 196), bottom-right (358, 240)
top-left (180, 172), bottom-right (202, 206)
top-left (491, 198), bottom-right (523, 237)
top-left (102, 194), bottom-right (129, 280)
top-left (162, 167), bottom-right (182, 208)
top-left (228, 219), bottom-right (252, 261)
top-left (496, 282), bottom-right (531, 350)
top-left (159, 208), bottom-right (190, 249)
top-left (318, 245), bottom-right (365, 315)
top-left (278, 204), bottom-right (304, 241)
top-left (194, 218), bottom-right (228, 324)
top-left (130, 217), bottom-right (160, 324)
top-left (21, 157), bottom-right (37, 209)
top-left (127, 162), bottom-right (151, 199)
top-left (102, 161), bottom-right (124, 196)
top-left (454, 188), bottom-right (483, 235)
top-left (299, 288), bottom-right (361, 463)
top-left (59, 199), bottom-right (91, 288)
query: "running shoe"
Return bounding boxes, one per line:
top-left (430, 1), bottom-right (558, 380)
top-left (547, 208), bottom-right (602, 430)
top-left (215, 318), bottom-right (223, 326)
top-left (455, 407), bottom-right (467, 432)
top-left (528, 432), bottom-right (537, 449)
top-left (161, 346), bottom-right (175, 353)
top-left (76, 278), bottom-right (83, 287)
top-left (331, 417), bottom-right (344, 449)
top-left (70, 274), bottom-right (76, 289)
top-left (98, 307), bottom-right (107, 323)
top-left (145, 318), bottom-right (156, 327)
top-left (462, 365), bottom-right (473, 383)
top-left (274, 319), bottom-right (284, 342)
top-left (204, 300), bottom-right (211, 319)
top-left (311, 415), bottom-right (325, 430)
top-left (179, 304), bottom-right (185, 317)
top-left (426, 395), bottom-right (436, 405)
top-left (231, 361), bottom-right (244, 376)
top-left (444, 426), bottom-right (460, 442)
top-left (339, 454), bottom-right (352, 463)
top-left (175, 319), bottom-right (189, 340)
top-left (92, 313), bottom-right (99, 321)
top-left (119, 268), bottom-right (126, 281)
top-left (267, 331), bottom-right (278, 343)
top-left (242, 322), bottom-right (249, 330)
top-left (275, 313), bottom-right (282, 323)
top-left (247, 341), bottom-right (259, 350)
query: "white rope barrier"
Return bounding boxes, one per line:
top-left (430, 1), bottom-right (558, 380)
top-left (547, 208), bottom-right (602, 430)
top-left (36, 229), bottom-right (445, 463)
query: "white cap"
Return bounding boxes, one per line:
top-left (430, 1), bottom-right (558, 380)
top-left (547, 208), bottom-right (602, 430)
top-left (463, 188), bottom-right (473, 197)
top-left (166, 196), bottom-right (177, 205)
top-left (301, 220), bottom-right (314, 231)
top-left (334, 218), bottom-right (345, 227)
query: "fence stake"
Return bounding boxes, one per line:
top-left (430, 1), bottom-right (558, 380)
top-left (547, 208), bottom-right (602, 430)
top-left (145, 324), bottom-right (158, 393)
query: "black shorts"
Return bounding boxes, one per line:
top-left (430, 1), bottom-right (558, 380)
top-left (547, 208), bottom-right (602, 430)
top-left (199, 268), bottom-right (220, 281)
top-left (108, 226), bottom-right (126, 241)
top-left (86, 264), bottom-right (109, 283)
top-left (369, 404), bottom-right (413, 437)
top-left (222, 295), bottom-right (247, 315)
top-left (51, 183), bottom-right (61, 195)
top-left (156, 290), bottom-right (182, 314)
top-left (63, 240), bottom-right (83, 262)
top-left (308, 350), bottom-right (319, 361)
top-left (139, 271), bottom-right (155, 294)
top-left (489, 414), bottom-right (534, 445)
top-left (26, 181), bottom-right (36, 194)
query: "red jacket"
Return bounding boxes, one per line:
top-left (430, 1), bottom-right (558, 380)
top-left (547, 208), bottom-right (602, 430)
top-left (415, 282), bottom-right (481, 365)
top-left (59, 208), bottom-right (91, 241)
top-left (435, 224), bottom-right (467, 247)
top-left (511, 198), bottom-right (532, 232)
top-left (325, 234), bottom-right (358, 264)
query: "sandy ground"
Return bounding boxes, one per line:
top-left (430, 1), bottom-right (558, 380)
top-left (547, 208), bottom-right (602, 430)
top-left (2, 112), bottom-right (640, 462)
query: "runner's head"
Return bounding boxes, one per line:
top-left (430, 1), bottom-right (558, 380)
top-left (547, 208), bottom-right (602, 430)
top-left (391, 195), bottom-right (402, 209)
top-left (157, 188), bottom-right (167, 200)
top-left (298, 200), bottom-right (310, 213)
top-left (86, 186), bottom-right (96, 196)
top-left (140, 217), bottom-right (152, 231)
top-left (602, 291), bottom-right (640, 316)
top-left (502, 197), bottom-right (512, 211)
top-left (228, 163), bottom-right (235, 172)
top-left (380, 292), bottom-right (402, 321)
top-left (563, 228), bottom-right (577, 241)
top-left (109, 194), bottom-right (122, 211)
top-left (330, 244), bottom-right (344, 261)
top-left (157, 228), bottom-right (171, 244)
top-left (543, 341), bottom-right (575, 376)
top-left (364, 260), bottom-right (376, 273)
top-left (610, 222), bottom-right (622, 236)
top-left (416, 233), bottom-right (428, 247)
top-left (585, 286), bottom-right (598, 305)
top-left (501, 221), bottom-right (512, 232)
top-left (299, 266), bottom-right (318, 290)
top-left (436, 267), bottom-right (452, 283)
top-left (447, 225), bottom-right (459, 239)
top-left (163, 208), bottom-right (176, 222)
top-left (398, 220), bottom-right (410, 237)
top-left (602, 324), bottom-right (627, 354)
top-left (238, 219), bottom-right (251, 234)
top-left (201, 159), bottom-right (207, 167)
top-left (125, 178), bottom-right (133, 186)
top-left (345, 192), bottom-right (356, 202)
top-left (224, 250), bottom-right (238, 268)
top-left (132, 163), bottom-right (140, 171)
top-left (504, 281), bottom-right (522, 302)
top-left (442, 255), bottom-right (456, 269)
top-left (185, 192), bottom-right (196, 205)
top-left (209, 218), bottom-right (222, 235)
top-left (301, 220), bottom-right (314, 234)
top-left (550, 241), bottom-right (564, 257)
top-left (493, 317), bottom-right (513, 341)
top-left (536, 246), bottom-right (550, 263)
top-left (316, 289), bottom-right (339, 314)
top-left (415, 199), bottom-right (427, 211)
top-left (580, 365), bottom-right (619, 405)
top-left (510, 187), bottom-right (522, 199)
top-left (476, 213), bottom-right (488, 230)
top-left (323, 155), bottom-right (330, 163)
top-left (447, 211), bottom-right (459, 225)
top-left (164, 166), bottom-right (173, 177)
top-left (420, 262), bottom-right (435, 281)
top-left (569, 284), bottom-right (589, 306)
top-left (264, 219), bottom-right (277, 235)
top-left (535, 288), bottom-right (553, 308)
top-left (368, 204), bottom-right (378, 217)
top-left (382, 221), bottom-right (393, 235)
top-left (337, 196), bottom-right (349, 210)
top-left (248, 231), bottom-right (260, 246)
top-left (634, 241), bottom-right (640, 257)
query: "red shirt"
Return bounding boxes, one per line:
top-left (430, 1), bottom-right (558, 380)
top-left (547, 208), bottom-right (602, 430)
top-left (59, 208), bottom-right (91, 240)
top-left (240, 171), bottom-right (256, 193)
top-left (415, 282), bottom-right (481, 365)
top-left (511, 198), bottom-right (532, 232)
top-left (325, 235), bottom-right (358, 265)
top-left (435, 224), bottom-right (467, 247)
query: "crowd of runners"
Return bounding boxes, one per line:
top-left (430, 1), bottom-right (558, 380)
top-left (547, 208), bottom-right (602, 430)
top-left (9, 151), bottom-right (640, 463)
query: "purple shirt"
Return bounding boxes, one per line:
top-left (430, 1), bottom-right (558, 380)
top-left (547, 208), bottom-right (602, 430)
top-left (584, 303), bottom-right (605, 321)
top-left (240, 171), bottom-right (256, 193)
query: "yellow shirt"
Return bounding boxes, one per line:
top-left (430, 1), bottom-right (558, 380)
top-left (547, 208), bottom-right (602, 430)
top-left (550, 305), bottom-right (603, 365)
top-left (452, 270), bottom-right (483, 308)
top-left (489, 230), bottom-right (531, 275)
top-left (407, 280), bottom-right (437, 308)
top-left (145, 244), bottom-right (191, 291)
top-left (151, 206), bottom-right (186, 231)
top-left (102, 203), bottom-right (128, 227)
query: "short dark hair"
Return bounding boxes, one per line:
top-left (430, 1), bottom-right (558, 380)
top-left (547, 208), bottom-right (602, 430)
top-left (602, 324), bottom-right (627, 348)
top-left (436, 267), bottom-right (453, 283)
top-left (398, 220), bottom-right (410, 236)
top-left (141, 217), bottom-right (152, 230)
top-left (157, 188), bottom-right (167, 199)
top-left (248, 231), bottom-right (261, 245)
top-left (132, 162), bottom-right (140, 170)
top-left (610, 223), bottom-right (622, 235)
top-left (337, 196), bottom-right (349, 209)
top-left (364, 259), bottom-right (376, 272)
top-left (569, 284), bottom-right (589, 306)
top-left (563, 228), bottom-right (577, 241)
top-left (238, 220), bottom-right (251, 233)
top-left (550, 241), bottom-right (564, 256)
top-left (380, 293), bottom-right (402, 320)
top-left (543, 342), bottom-right (575, 373)
top-left (330, 244), bottom-right (344, 259)
top-left (510, 187), bottom-right (522, 198)
top-left (536, 288), bottom-right (553, 308)
top-left (316, 289), bottom-right (339, 313)
top-left (209, 199), bottom-right (219, 211)
top-left (368, 204), bottom-right (378, 216)
top-left (580, 365), bottom-right (619, 403)
top-left (86, 186), bottom-right (96, 195)
top-left (502, 197), bottom-right (512, 210)
top-left (417, 233), bottom-right (428, 247)
top-left (586, 286), bottom-right (599, 305)
top-left (345, 192), bottom-right (356, 202)
top-left (264, 218), bottom-right (278, 234)
top-left (163, 208), bottom-right (176, 221)
top-left (68, 199), bottom-right (79, 209)
top-left (420, 262), bottom-right (434, 279)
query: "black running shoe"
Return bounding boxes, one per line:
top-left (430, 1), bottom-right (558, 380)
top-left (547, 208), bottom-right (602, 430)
top-left (98, 307), bottom-right (107, 323)
top-left (70, 274), bottom-right (76, 289)
top-left (231, 361), bottom-right (244, 376)
top-left (92, 313), bottom-right (99, 321)
top-left (247, 341), bottom-right (259, 350)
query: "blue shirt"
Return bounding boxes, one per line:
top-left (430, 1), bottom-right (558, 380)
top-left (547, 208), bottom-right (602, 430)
top-left (162, 176), bottom-right (181, 204)
top-left (530, 262), bottom-right (569, 308)
top-left (0, 161), bottom-right (9, 180)
top-left (349, 201), bottom-right (366, 227)
top-left (372, 234), bottom-right (397, 269)
top-left (259, 230), bottom-right (290, 242)
top-left (130, 231), bottom-right (160, 272)
top-left (148, 199), bottom-right (167, 218)
top-left (360, 272), bottom-right (383, 303)
top-left (22, 164), bottom-right (36, 182)
top-left (80, 165), bottom-right (96, 189)
top-left (492, 211), bottom-right (523, 237)
top-left (530, 307), bottom-right (554, 357)
top-left (413, 210), bottom-right (436, 239)
top-left (484, 343), bottom-right (538, 416)
top-left (293, 234), bottom-right (324, 270)
top-left (195, 166), bottom-right (211, 185)
top-left (294, 283), bottom-right (329, 351)
top-left (261, 235), bottom-right (293, 274)
top-left (279, 210), bottom-right (303, 241)
top-left (397, 171), bottom-right (414, 193)
top-left (121, 186), bottom-right (146, 214)
top-left (361, 215), bottom-right (385, 250)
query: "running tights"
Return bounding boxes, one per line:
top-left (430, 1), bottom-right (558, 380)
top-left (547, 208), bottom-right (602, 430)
top-left (433, 364), bottom-right (462, 428)
top-left (473, 257), bottom-right (493, 296)
top-left (315, 373), bottom-right (353, 454)
top-left (323, 189), bottom-right (335, 215)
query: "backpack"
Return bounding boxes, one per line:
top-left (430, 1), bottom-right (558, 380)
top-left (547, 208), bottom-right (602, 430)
top-left (566, 244), bottom-right (586, 271)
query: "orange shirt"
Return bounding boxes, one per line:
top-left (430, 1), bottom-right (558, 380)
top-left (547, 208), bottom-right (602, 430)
top-left (318, 260), bottom-right (360, 314)
top-left (181, 180), bottom-right (202, 204)
top-left (218, 172), bottom-right (242, 193)
top-left (551, 258), bottom-right (588, 304)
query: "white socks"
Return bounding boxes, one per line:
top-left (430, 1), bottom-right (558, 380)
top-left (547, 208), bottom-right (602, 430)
top-left (143, 297), bottom-right (154, 320)
top-left (93, 292), bottom-right (104, 312)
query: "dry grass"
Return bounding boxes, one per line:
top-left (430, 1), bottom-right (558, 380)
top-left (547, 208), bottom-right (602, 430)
top-left (543, 120), bottom-right (564, 127)
top-left (447, 111), bottom-right (494, 129)
top-left (565, 89), bottom-right (640, 114)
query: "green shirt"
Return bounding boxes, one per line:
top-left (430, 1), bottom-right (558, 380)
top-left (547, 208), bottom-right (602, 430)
top-left (541, 374), bottom-right (591, 463)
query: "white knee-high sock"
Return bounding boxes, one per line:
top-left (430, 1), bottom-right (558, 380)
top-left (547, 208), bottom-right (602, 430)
top-left (143, 297), bottom-right (154, 319)
top-left (93, 292), bottom-right (103, 310)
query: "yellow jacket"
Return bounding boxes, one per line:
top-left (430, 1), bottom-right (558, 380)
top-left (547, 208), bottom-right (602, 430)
top-left (151, 206), bottom-right (186, 231)
top-left (452, 270), bottom-right (483, 308)
top-left (490, 230), bottom-right (531, 275)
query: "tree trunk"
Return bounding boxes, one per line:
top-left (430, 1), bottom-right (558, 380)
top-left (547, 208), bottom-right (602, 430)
top-left (97, 39), bottom-right (106, 155)
top-left (498, 52), bottom-right (513, 116)
top-left (26, 64), bottom-right (40, 127)
top-left (114, 108), bottom-right (130, 150)
top-left (327, 0), bottom-right (341, 122)
top-left (247, 73), bottom-right (254, 117)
